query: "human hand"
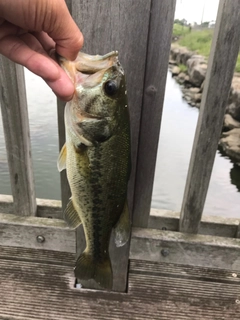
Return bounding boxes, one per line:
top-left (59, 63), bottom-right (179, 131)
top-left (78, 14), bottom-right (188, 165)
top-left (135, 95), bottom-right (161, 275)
top-left (0, 0), bottom-right (83, 100)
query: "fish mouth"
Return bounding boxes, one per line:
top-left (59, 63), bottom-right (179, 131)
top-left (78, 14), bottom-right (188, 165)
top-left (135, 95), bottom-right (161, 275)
top-left (58, 51), bottom-right (119, 86)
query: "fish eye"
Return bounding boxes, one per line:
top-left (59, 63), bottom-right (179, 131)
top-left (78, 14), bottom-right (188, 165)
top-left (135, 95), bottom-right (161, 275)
top-left (104, 80), bottom-right (118, 97)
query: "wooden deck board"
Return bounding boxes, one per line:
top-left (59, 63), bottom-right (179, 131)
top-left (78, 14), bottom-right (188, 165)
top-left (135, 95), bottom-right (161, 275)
top-left (0, 246), bottom-right (239, 319)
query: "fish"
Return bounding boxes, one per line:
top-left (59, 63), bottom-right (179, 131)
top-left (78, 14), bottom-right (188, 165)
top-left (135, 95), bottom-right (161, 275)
top-left (57, 51), bottom-right (131, 290)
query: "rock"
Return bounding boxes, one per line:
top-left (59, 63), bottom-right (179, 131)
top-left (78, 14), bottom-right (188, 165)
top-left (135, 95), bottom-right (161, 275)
top-left (188, 64), bottom-right (207, 87)
top-left (225, 103), bottom-right (240, 122)
top-left (176, 48), bottom-right (194, 65)
top-left (223, 114), bottom-right (240, 130)
top-left (182, 88), bottom-right (202, 105)
top-left (186, 55), bottom-right (206, 70)
top-left (196, 103), bottom-right (201, 109)
top-left (219, 128), bottom-right (240, 162)
top-left (178, 72), bottom-right (186, 80)
top-left (171, 66), bottom-right (180, 76)
top-left (193, 93), bottom-right (202, 103)
top-left (189, 87), bottom-right (200, 93)
top-left (176, 72), bottom-right (187, 84)
top-left (170, 45), bottom-right (194, 65)
top-left (229, 76), bottom-right (240, 109)
top-left (169, 59), bottom-right (177, 65)
top-left (186, 55), bottom-right (208, 87)
top-left (170, 46), bottom-right (180, 61)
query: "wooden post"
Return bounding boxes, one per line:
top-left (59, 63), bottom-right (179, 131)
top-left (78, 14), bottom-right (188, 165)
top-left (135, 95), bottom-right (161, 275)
top-left (57, 0), bottom-right (72, 214)
top-left (180, 0), bottom-right (240, 234)
top-left (57, 98), bottom-right (71, 213)
top-left (132, 0), bottom-right (176, 228)
top-left (69, 0), bottom-right (153, 291)
top-left (0, 58), bottom-right (36, 216)
top-left (236, 223), bottom-right (240, 239)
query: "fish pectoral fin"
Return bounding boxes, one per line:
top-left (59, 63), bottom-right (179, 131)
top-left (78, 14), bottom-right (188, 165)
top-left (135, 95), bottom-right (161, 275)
top-left (57, 143), bottom-right (67, 172)
top-left (75, 251), bottom-right (113, 290)
top-left (64, 199), bottom-right (82, 229)
top-left (113, 200), bottom-right (131, 247)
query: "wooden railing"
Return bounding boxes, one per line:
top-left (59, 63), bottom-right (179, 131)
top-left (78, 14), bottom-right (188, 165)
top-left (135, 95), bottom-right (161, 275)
top-left (0, 0), bottom-right (240, 292)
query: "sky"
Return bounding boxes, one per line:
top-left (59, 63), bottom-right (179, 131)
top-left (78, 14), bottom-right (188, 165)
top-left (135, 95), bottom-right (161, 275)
top-left (174, 0), bottom-right (220, 24)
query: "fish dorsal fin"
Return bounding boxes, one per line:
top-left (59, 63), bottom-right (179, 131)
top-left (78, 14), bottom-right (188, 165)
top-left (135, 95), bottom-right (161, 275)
top-left (113, 201), bottom-right (131, 247)
top-left (64, 198), bottom-right (82, 229)
top-left (57, 143), bottom-right (67, 172)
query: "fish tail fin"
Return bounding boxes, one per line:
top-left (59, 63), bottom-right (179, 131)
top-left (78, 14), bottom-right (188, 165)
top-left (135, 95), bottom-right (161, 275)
top-left (74, 251), bottom-right (113, 290)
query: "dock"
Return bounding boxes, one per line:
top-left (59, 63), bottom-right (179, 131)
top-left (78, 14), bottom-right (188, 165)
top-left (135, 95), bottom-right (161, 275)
top-left (0, 0), bottom-right (240, 319)
top-left (1, 245), bottom-right (239, 319)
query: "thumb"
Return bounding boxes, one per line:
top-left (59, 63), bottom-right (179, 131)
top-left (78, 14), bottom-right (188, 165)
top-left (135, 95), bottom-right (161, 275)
top-left (44, 0), bottom-right (84, 60)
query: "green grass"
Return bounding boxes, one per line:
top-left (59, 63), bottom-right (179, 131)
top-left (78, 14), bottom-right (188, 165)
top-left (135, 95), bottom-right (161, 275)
top-left (176, 28), bottom-right (240, 72)
top-left (178, 29), bottom-right (213, 57)
top-left (179, 64), bottom-right (187, 73)
top-left (172, 23), bottom-right (190, 37)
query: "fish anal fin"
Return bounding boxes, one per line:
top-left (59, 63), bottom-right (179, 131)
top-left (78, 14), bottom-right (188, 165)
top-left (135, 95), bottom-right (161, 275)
top-left (57, 143), bottom-right (67, 172)
top-left (64, 198), bottom-right (82, 229)
top-left (114, 200), bottom-right (131, 248)
top-left (74, 251), bottom-right (113, 290)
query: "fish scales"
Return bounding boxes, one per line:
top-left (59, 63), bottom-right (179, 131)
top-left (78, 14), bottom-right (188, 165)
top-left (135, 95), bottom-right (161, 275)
top-left (58, 51), bottom-right (131, 290)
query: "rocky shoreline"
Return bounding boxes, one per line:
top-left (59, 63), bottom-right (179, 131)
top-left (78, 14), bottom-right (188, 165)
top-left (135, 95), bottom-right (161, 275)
top-left (169, 44), bottom-right (240, 164)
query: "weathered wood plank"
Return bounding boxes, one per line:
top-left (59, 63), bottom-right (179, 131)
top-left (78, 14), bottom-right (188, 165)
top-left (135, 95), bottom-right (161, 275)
top-left (131, 228), bottom-right (240, 271)
top-left (237, 223), bottom-right (240, 239)
top-left (57, 98), bottom-right (71, 213)
top-left (71, 0), bottom-right (152, 292)
top-left (133, 0), bottom-right (176, 228)
top-left (2, 246), bottom-right (239, 286)
top-left (130, 260), bottom-right (240, 284)
top-left (72, 0), bottom-right (151, 213)
top-left (1, 211), bottom-right (240, 272)
top-left (0, 194), bottom-right (13, 214)
top-left (0, 249), bottom-right (239, 320)
top-left (180, 0), bottom-right (240, 233)
top-left (0, 245), bottom-right (75, 266)
top-left (0, 213), bottom-right (75, 253)
top-left (0, 194), bottom-right (62, 218)
top-left (0, 58), bottom-right (36, 216)
top-left (36, 198), bottom-right (62, 218)
top-left (56, 0), bottom-right (72, 214)
top-left (149, 209), bottom-right (239, 238)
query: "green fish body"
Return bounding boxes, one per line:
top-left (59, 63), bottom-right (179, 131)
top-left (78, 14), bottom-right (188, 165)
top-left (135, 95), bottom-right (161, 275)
top-left (58, 51), bottom-right (131, 290)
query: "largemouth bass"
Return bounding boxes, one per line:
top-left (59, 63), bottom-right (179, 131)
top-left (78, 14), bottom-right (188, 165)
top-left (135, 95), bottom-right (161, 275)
top-left (57, 51), bottom-right (131, 290)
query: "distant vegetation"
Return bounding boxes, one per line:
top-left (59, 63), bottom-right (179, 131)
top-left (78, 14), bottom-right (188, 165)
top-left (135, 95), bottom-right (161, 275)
top-left (172, 23), bottom-right (190, 37)
top-left (173, 22), bottom-right (240, 72)
top-left (178, 29), bottom-right (213, 57)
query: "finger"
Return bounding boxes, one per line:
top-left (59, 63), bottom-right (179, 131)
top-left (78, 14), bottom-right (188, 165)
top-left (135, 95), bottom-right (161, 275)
top-left (0, 35), bottom-right (60, 80)
top-left (0, 20), bottom-right (26, 39)
top-left (45, 72), bottom-right (75, 101)
top-left (0, 35), bottom-right (74, 100)
top-left (44, 0), bottom-right (83, 60)
top-left (20, 32), bottom-right (50, 55)
top-left (0, 0), bottom-right (83, 61)
top-left (31, 31), bottom-right (56, 53)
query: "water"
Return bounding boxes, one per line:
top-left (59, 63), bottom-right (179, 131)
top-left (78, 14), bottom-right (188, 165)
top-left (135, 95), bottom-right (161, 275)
top-left (0, 69), bottom-right (240, 218)
top-left (0, 69), bottom-right (61, 200)
top-left (151, 72), bottom-right (240, 218)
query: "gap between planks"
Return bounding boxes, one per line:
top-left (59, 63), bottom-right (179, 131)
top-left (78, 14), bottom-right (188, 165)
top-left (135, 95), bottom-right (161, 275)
top-left (0, 247), bottom-right (239, 320)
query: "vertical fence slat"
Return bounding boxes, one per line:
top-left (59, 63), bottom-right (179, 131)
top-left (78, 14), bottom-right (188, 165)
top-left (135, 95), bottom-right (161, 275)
top-left (180, 0), bottom-right (240, 234)
top-left (236, 223), bottom-right (240, 239)
top-left (0, 58), bottom-right (36, 216)
top-left (71, 0), bottom-right (152, 291)
top-left (132, 0), bottom-right (176, 228)
top-left (57, 99), bottom-right (71, 213)
top-left (57, 0), bottom-right (72, 214)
